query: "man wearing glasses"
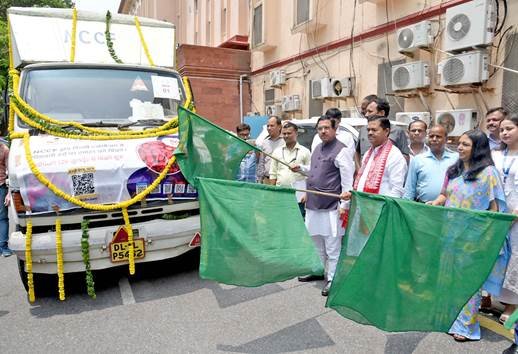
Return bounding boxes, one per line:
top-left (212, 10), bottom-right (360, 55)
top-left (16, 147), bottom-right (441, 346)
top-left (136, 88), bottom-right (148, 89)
top-left (408, 120), bottom-right (429, 157)
top-left (300, 116), bottom-right (355, 297)
top-left (235, 123), bottom-right (257, 183)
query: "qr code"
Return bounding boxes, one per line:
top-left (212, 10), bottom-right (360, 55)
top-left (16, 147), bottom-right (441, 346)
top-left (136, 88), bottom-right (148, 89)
top-left (174, 183), bottom-right (186, 193)
top-left (151, 184), bottom-right (161, 194)
top-left (136, 183), bottom-right (147, 194)
top-left (71, 173), bottom-right (95, 196)
top-left (162, 183), bottom-right (173, 194)
top-left (187, 184), bottom-right (197, 194)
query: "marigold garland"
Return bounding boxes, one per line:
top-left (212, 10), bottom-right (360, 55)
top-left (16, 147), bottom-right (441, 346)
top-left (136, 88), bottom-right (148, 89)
top-left (81, 220), bottom-right (96, 298)
top-left (8, 70), bottom-right (185, 137)
top-left (121, 208), bottom-right (135, 274)
top-left (55, 217), bottom-right (65, 300)
top-left (12, 102), bottom-right (179, 140)
top-left (25, 218), bottom-right (35, 302)
top-left (134, 16), bottom-right (155, 67)
top-left (105, 11), bottom-right (122, 64)
top-left (70, 8), bottom-right (77, 62)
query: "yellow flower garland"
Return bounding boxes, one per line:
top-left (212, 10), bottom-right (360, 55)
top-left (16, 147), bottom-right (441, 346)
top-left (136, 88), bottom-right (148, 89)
top-left (70, 8), bottom-right (77, 62)
top-left (12, 102), bottom-right (179, 140)
top-left (122, 208), bottom-right (135, 274)
top-left (25, 218), bottom-right (35, 302)
top-left (23, 133), bottom-right (178, 211)
top-left (55, 217), bottom-right (65, 300)
top-left (8, 70), bottom-right (189, 137)
top-left (134, 16), bottom-right (155, 67)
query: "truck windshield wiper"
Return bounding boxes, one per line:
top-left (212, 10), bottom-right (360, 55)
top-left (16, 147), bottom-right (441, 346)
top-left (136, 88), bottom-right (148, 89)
top-left (134, 119), bottom-right (169, 126)
top-left (81, 121), bottom-right (121, 128)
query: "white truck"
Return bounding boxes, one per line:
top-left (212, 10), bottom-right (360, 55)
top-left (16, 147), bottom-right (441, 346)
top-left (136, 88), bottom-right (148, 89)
top-left (6, 8), bottom-right (200, 291)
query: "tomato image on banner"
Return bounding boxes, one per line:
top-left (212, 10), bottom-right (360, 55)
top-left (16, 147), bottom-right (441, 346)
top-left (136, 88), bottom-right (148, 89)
top-left (127, 135), bottom-right (197, 200)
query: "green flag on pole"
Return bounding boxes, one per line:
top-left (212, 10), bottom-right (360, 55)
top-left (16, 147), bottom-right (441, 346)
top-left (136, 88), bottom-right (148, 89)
top-left (326, 191), bottom-right (514, 332)
top-left (174, 106), bottom-right (259, 186)
top-left (197, 177), bottom-right (324, 286)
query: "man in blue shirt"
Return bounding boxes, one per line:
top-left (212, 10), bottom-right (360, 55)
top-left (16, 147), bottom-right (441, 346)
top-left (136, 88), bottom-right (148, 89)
top-left (404, 125), bottom-right (458, 202)
top-left (235, 123), bottom-right (257, 182)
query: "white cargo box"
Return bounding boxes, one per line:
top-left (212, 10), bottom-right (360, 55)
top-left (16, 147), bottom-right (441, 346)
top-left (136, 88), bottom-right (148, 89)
top-left (8, 7), bottom-right (176, 68)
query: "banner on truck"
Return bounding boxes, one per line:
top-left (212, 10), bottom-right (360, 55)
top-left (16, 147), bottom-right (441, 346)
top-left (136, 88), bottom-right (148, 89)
top-left (13, 135), bottom-right (196, 214)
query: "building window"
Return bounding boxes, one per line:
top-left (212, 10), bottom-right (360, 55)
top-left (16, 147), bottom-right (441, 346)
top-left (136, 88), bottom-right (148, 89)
top-left (222, 8), bottom-right (227, 39)
top-left (207, 21), bottom-right (211, 45)
top-left (294, 0), bottom-right (310, 27)
top-left (252, 4), bottom-right (263, 47)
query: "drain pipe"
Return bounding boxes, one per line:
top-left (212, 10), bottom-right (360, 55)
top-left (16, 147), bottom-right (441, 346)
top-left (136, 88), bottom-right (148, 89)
top-left (239, 74), bottom-right (248, 124)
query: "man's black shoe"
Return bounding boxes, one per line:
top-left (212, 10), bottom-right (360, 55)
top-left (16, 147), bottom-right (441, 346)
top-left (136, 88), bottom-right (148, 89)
top-left (503, 344), bottom-right (518, 354)
top-left (321, 281), bottom-right (331, 297)
top-left (298, 274), bottom-right (325, 282)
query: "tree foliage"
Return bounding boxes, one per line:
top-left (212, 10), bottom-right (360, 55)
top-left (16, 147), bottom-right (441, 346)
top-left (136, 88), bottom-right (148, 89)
top-left (0, 0), bottom-right (72, 91)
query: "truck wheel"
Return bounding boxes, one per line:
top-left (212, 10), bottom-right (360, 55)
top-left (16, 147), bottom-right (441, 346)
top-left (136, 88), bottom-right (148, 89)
top-left (17, 259), bottom-right (29, 291)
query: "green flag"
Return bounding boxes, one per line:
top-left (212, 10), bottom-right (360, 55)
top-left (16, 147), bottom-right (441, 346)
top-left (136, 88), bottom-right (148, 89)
top-left (197, 177), bottom-right (324, 286)
top-left (174, 106), bottom-right (259, 185)
top-left (326, 191), bottom-right (515, 332)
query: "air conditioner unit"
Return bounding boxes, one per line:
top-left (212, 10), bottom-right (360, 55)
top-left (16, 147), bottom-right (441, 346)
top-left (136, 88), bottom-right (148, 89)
top-left (281, 95), bottom-right (301, 112)
top-left (341, 107), bottom-right (362, 118)
top-left (435, 109), bottom-right (478, 137)
top-left (395, 112), bottom-right (431, 126)
top-left (438, 51), bottom-right (488, 86)
top-left (311, 78), bottom-right (332, 99)
top-left (444, 0), bottom-right (495, 52)
top-left (330, 77), bottom-right (355, 98)
top-left (392, 61), bottom-right (430, 91)
top-left (270, 70), bottom-right (286, 88)
top-left (265, 104), bottom-right (281, 116)
top-left (397, 20), bottom-right (433, 53)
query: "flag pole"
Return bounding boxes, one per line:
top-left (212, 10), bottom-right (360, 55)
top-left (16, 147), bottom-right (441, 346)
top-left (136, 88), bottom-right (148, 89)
top-left (294, 188), bottom-right (343, 199)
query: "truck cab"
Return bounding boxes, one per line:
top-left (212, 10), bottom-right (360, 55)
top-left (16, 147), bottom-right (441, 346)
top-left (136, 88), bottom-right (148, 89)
top-left (6, 7), bottom-right (200, 290)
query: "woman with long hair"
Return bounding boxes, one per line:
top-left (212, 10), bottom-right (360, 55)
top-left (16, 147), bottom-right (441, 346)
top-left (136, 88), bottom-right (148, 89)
top-left (430, 129), bottom-right (507, 342)
top-left (493, 116), bottom-right (518, 323)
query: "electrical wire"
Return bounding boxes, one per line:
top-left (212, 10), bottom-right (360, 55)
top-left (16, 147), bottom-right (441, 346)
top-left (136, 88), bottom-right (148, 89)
top-left (349, 0), bottom-right (359, 110)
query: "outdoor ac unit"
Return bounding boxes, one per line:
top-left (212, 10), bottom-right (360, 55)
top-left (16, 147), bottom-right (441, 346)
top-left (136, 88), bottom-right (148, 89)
top-left (444, 0), bottom-right (495, 52)
top-left (395, 112), bottom-right (431, 126)
top-left (281, 95), bottom-right (301, 112)
top-left (438, 51), bottom-right (488, 86)
top-left (435, 109), bottom-right (478, 137)
top-left (397, 20), bottom-right (433, 53)
top-left (311, 78), bottom-right (332, 99)
top-left (265, 104), bottom-right (281, 116)
top-left (270, 70), bottom-right (286, 88)
top-left (330, 77), bottom-right (355, 97)
top-left (392, 61), bottom-right (430, 91)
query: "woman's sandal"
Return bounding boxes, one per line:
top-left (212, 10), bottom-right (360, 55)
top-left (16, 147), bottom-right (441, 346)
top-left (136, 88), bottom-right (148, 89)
top-left (453, 334), bottom-right (469, 342)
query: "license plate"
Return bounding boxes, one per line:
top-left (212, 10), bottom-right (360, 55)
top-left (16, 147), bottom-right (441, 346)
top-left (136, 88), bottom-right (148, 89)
top-left (110, 238), bottom-right (145, 263)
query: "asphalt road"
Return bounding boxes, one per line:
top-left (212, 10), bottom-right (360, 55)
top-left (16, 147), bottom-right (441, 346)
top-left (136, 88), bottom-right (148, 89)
top-left (0, 249), bottom-right (513, 353)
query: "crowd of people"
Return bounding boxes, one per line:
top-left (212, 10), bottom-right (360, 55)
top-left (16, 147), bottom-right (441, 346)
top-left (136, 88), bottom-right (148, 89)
top-left (235, 95), bottom-right (518, 349)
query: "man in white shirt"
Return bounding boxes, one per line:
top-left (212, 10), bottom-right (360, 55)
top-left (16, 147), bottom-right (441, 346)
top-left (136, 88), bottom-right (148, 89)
top-left (408, 120), bottom-right (430, 157)
top-left (257, 116), bottom-right (284, 184)
top-left (270, 122), bottom-right (311, 214)
top-left (347, 116), bottom-right (407, 198)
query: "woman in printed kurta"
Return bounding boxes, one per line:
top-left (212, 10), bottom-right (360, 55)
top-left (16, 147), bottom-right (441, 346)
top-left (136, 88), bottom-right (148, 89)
top-left (430, 130), bottom-right (507, 342)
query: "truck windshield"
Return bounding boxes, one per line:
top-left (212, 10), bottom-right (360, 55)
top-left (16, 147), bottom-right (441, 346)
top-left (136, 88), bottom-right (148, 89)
top-left (21, 68), bottom-right (185, 123)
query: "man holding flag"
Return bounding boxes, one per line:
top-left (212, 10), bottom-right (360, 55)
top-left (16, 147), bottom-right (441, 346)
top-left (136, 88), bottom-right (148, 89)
top-left (301, 115), bottom-right (354, 297)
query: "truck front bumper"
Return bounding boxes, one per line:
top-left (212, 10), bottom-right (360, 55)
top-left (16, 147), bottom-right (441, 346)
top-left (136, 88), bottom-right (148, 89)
top-left (9, 215), bottom-right (200, 274)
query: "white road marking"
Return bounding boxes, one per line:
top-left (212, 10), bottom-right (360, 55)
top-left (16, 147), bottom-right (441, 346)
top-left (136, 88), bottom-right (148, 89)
top-left (118, 277), bottom-right (136, 305)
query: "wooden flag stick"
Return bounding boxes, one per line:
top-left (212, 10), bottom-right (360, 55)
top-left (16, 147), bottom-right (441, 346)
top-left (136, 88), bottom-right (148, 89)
top-left (294, 188), bottom-right (343, 199)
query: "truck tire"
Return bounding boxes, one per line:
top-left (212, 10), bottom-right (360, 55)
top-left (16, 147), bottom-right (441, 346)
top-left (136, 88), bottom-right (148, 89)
top-left (17, 259), bottom-right (29, 291)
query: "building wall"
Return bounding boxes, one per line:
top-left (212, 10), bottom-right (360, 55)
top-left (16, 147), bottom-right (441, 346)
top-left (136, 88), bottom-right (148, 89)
top-left (248, 0), bottom-right (518, 131)
top-left (119, 0), bottom-right (249, 47)
top-left (177, 44), bottom-right (251, 130)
